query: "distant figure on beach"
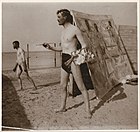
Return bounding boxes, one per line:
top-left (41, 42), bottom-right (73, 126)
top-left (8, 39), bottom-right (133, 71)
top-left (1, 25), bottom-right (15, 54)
top-left (12, 41), bottom-right (37, 90)
top-left (43, 9), bottom-right (92, 118)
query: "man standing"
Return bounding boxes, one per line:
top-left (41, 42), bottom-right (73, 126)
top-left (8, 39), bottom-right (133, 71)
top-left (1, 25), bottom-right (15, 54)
top-left (43, 9), bottom-right (92, 118)
top-left (12, 41), bottom-right (37, 90)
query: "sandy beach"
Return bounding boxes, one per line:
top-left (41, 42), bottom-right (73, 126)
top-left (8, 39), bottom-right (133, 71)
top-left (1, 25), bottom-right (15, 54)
top-left (2, 67), bottom-right (138, 130)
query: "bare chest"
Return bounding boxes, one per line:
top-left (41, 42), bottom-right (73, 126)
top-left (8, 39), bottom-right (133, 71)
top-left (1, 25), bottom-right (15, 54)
top-left (17, 49), bottom-right (24, 58)
top-left (61, 29), bottom-right (76, 43)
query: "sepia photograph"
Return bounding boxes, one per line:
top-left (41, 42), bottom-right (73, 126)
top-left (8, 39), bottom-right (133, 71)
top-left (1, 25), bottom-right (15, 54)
top-left (2, 1), bottom-right (138, 131)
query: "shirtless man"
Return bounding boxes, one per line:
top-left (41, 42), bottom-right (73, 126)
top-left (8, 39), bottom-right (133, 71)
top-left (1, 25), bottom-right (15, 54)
top-left (43, 9), bottom-right (92, 118)
top-left (12, 41), bottom-right (37, 90)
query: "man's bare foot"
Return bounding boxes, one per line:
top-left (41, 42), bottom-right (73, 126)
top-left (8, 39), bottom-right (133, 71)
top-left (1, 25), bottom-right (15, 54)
top-left (54, 108), bottom-right (67, 113)
top-left (85, 111), bottom-right (92, 119)
top-left (87, 112), bottom-right (92, 119)
top-left (33, 87), bottom-right (37, 91)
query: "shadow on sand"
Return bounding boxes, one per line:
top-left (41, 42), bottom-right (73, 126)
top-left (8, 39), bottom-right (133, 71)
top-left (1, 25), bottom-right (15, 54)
top-left (67, 96), bottom-right (96, 111)
top-left (67, 83), bottom-right (127, 115)
top-left (37, 81), bottom-right (60, 89)
top-left (92, 83), bottom-right (127, 114)
top-left (2, 74), bottom-right (32, 130)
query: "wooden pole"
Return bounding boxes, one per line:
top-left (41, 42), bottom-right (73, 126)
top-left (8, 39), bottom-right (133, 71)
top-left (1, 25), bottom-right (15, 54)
top-left (27, 44), bottom-right (29, 69)
top-left (54, 43), bottom-right (56, 67)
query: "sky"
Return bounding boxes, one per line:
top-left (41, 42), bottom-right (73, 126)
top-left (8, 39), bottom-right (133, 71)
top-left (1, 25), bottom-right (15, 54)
top-left (2, 2), bottom-right (137, 52)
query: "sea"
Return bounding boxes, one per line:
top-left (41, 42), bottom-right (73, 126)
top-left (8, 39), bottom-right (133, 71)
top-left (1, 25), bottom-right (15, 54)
top-left (2, 51), bottom-right (61, 71)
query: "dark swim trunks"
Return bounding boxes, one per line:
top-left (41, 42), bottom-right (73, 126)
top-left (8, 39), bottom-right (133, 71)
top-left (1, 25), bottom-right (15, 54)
top-left (62, 53), bottom-right (72, 73)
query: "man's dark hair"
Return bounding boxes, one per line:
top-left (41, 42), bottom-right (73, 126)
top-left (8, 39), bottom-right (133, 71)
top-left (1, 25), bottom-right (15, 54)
top-left (13, 41), bottom-right (19, 47)
top-left (57, 9), bottom-right (73, 24)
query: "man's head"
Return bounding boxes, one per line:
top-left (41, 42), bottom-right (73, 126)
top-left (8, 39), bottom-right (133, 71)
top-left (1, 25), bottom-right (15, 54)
top-left (12, 41), bottom-right (19, 49)
top-left (57, 9), bottom-right (73, 25)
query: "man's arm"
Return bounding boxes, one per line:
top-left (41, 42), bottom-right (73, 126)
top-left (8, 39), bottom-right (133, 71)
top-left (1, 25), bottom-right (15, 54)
top-left (13, 63), bottom-right (18, 72)
top-left (75, 27), bottom-right (87, 49)
top-left (21, 49), bottom-right (28, 72)
top-left (21, 49), bottom-right (26, 62)
top-left (43, 43), bottom-right (62, 52)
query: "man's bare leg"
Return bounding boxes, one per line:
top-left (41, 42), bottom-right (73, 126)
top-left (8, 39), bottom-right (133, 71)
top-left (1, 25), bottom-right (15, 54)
top-left (55, 86), bottom-right (67, 112)
top-left (55, 68), bottom-right (69, 112)
top-left (81, 89), bottom-right (92, 118)
top-left (26, 71), bottom-right (37, 90)
top-left (16, 66), bottom-right (23, 90)
top-left (18, 77), bottom-right (23, 90)
top-left (71, 63), bottom-right (92, 118)
top-left (67, 73), bottom-right (73, 97)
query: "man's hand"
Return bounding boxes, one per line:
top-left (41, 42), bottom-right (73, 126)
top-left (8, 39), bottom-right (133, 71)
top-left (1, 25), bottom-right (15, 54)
top-left (43, 43), bottom-right (51, 49)
top-left (64, 56), bottom-right (75, 67)
top-left (13, 67), bottom-right (16, 72)
top-left (13, 63), bottom-right (18, 72)
top-left (65, 54), bottom-right (79, 67)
